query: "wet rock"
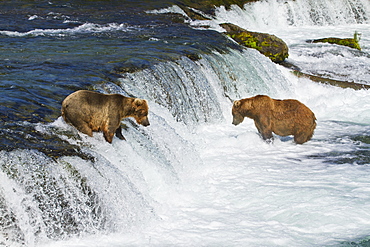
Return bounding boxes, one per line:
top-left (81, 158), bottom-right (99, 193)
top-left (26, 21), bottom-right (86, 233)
top-left (220, 23), bottom-right (289, 63)
top-left (177, 0), bottom-right (254, 16)
top-left (309, 33), bottom-right (361, 50)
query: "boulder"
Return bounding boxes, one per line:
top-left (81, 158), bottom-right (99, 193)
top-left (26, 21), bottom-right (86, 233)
top-left (220, 23), bottom-right (289, 63)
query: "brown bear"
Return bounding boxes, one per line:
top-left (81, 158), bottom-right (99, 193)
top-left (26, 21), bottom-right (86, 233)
top-left (61, 90), bottom-right (150, 143)
top-left (232, 95), bottom-right (316, 144)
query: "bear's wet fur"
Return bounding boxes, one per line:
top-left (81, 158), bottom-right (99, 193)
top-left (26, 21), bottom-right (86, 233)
top-left (232, 95), bottom-right (316, 144)
top-left (61, 90), bottom-right (150, 143)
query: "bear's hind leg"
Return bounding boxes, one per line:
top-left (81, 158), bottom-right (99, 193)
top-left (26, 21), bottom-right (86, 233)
top-left (294, 132), bottom-right (312, 144)
top-left (73, 120), bottom-right (93, 137)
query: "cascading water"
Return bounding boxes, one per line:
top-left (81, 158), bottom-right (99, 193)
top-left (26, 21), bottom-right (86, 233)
top-left (1, 46), bottom-right (289, 246)
top-left (1, 0), bottom-right (370, 246)
top-left (212, 0), bottom-right (370, 29)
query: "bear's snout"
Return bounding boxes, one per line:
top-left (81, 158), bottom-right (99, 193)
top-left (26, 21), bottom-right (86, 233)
top-left (232, 107), bottom-right (244, 126)
top-left (232, 113), bottom-right (244, 126)
top-left (232, 119), bottom-right (241, 126)
top-left (140, 117), bottom-right (150, 127)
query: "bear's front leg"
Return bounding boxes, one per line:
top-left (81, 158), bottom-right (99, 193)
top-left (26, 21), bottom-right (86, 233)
top-left (103, 130), bottom-right (115, 143)
top-left (254, 120), bottom-right (273, 143)
top-left (102, 121), bottom-right (116, 143)
top-left (260, 130), bottom-right (274, 143)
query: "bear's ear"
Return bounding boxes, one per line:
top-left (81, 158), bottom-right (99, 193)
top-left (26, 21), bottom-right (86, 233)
top-left (233, 100), bottom-right (241, 108)
top-left (133, 98), bottom-right (144, 107)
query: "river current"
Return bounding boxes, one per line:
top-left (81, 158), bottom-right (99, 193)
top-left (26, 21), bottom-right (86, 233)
top-left (1, 0), bottom-right (370, 246)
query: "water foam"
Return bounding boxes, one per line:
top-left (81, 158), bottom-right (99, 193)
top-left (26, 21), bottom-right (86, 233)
top-left (0, 23), bottom-right (134, 37)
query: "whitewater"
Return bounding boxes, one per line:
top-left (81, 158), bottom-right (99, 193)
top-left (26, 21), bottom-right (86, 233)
top-left (39, 57), bottom-right (370, 247)
top-left (1, 0), bottom-right (370, 246)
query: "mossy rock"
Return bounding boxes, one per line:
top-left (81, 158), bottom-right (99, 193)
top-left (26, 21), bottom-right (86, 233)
top-left (311, 37), bottom-right (361, 50)
top-left (220, 23), bottom-right (289, 63)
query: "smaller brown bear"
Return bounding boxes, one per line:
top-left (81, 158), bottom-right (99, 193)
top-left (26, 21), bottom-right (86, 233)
top-left (61, 90), bottom-right (150, 143)
top-left (232, 95), bottom-right (316, 144)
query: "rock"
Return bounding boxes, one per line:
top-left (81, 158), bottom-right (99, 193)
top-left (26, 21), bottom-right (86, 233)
top-left (178, 0), bottom-right (252, 16)
top-left (220, 23), bottom-right (289, 63)
top-left (180, 6), bottom-right (211, 20)
top-left (309, 34), bottom-right (361, 50)
top-left (291, 70), bottom-right (369, 90)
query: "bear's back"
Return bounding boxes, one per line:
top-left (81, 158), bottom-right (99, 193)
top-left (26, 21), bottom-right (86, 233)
top-left (63, 90), bottom-right (125, 110)
top-left (271, 98), bottom-right (315, 122)
top-left (62, 90), bottom-right (128, 125)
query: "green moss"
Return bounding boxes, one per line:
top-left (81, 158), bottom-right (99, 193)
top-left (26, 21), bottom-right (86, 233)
top-left (227, 32), bottom-right (262, 50)
top-left (270, 52), bottom-right (284, 61)
top-left (261, 41), bottom-right (269, 46)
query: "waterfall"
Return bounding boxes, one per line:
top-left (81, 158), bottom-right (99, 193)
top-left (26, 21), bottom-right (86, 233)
top-left (0, 148), bottom-right (155, 246)
top-left (0, 47), bottom-right (290, 246)
top-left (213, 0), bottom-right (370, 30)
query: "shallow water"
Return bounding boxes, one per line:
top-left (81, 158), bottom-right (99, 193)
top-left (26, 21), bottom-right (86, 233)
top-left (1, 0), bottom-right (370, 246)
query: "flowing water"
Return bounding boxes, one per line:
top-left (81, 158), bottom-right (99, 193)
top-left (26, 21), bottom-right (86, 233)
top-left (1, 0), bottom-right (370, 246)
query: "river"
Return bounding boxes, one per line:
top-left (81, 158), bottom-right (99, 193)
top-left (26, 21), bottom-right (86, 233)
top-left (1, 0), bottom-right (370, 246)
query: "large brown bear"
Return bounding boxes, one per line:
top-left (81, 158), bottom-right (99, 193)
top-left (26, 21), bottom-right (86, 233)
top-left (61, 90), bottom-right (150, 143)
top-left (232, 95), bottom-right (316, 144)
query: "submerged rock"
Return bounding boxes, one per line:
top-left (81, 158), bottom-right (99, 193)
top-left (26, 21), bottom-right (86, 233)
top-left (291, 69), bottom-right (370, 90)
top-left (220, 23), bottom-right (289, 63)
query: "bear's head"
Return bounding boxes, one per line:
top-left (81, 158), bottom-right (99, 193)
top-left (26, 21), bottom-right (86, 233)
top-left (232, 99), bottom-right (254, 125)
top-left (232, 100), bottom-right (244, 125)
top-left (132, 98), bottom-right (150, 127)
